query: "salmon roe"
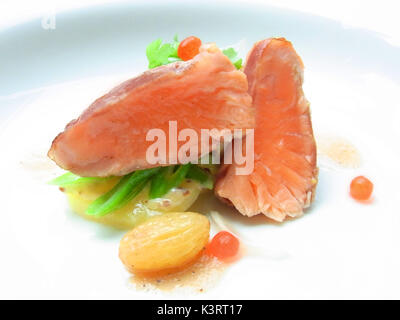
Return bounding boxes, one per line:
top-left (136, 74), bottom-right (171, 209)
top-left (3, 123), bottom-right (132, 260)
top-left (350, 176), bottom-right (373, 201)
top-left (177, 36), bottom-right (202, 61)
top-left (207, 231), bottom-right (240, 260)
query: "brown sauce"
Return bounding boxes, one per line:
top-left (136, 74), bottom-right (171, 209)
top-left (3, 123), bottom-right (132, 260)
top-left (129, 254), bottom-right (226, 293)
top-left (317, 135), bottom-right (361, 168)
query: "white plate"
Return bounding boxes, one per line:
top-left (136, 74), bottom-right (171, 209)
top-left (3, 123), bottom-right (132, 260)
top-left (1, 1), bottom-right (400, 299)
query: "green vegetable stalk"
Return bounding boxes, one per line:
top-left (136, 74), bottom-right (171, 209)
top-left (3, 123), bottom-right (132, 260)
top-left (49, 163), bottom-right (215, 217)
top-left (86, 168), bottom-right (161, 216)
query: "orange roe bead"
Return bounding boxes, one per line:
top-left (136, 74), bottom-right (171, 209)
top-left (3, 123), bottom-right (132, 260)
top-left (350, 176), bottom-right (373, 201)
top-left (177, 36), bottom-right (202, 61)
top-left (207, 231), bottom-right (239, 260)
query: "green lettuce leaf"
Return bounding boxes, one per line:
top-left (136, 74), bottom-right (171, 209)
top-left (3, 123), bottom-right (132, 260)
top-left (146, 35), bottom-right (180, 69)
top-left (222, 47), bottom-right (243, 69)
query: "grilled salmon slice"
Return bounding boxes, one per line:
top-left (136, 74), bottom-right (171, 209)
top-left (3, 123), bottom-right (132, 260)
top-left (48, 44), bottom-right (253, 177)
top-left (215, 38), bottom-right (318, 222)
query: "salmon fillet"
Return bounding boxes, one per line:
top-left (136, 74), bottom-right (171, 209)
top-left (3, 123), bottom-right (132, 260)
top-left (48, 44), bottom-right (254, 177)
top-left (215, 38), bottom-right (318, 222)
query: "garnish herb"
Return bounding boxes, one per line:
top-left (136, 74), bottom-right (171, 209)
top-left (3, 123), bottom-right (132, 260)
top-left (146, 35), bottom-right (242, 69)
top-left (146, 35), bottom-right (180, 69)
top-left (222, 48), bottom-right (243, 69)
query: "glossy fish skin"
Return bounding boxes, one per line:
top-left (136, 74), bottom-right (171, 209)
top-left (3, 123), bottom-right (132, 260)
top-left (48, 44), bottom-right (254, 177)
top-left (215, 38), bottom-right (318, 222)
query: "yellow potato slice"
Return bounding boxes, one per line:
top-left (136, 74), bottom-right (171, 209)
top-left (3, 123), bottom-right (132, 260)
top-left (119, 212), bottom-right (210, 274)
top-left (65, 178), bottom-right (202, 229)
